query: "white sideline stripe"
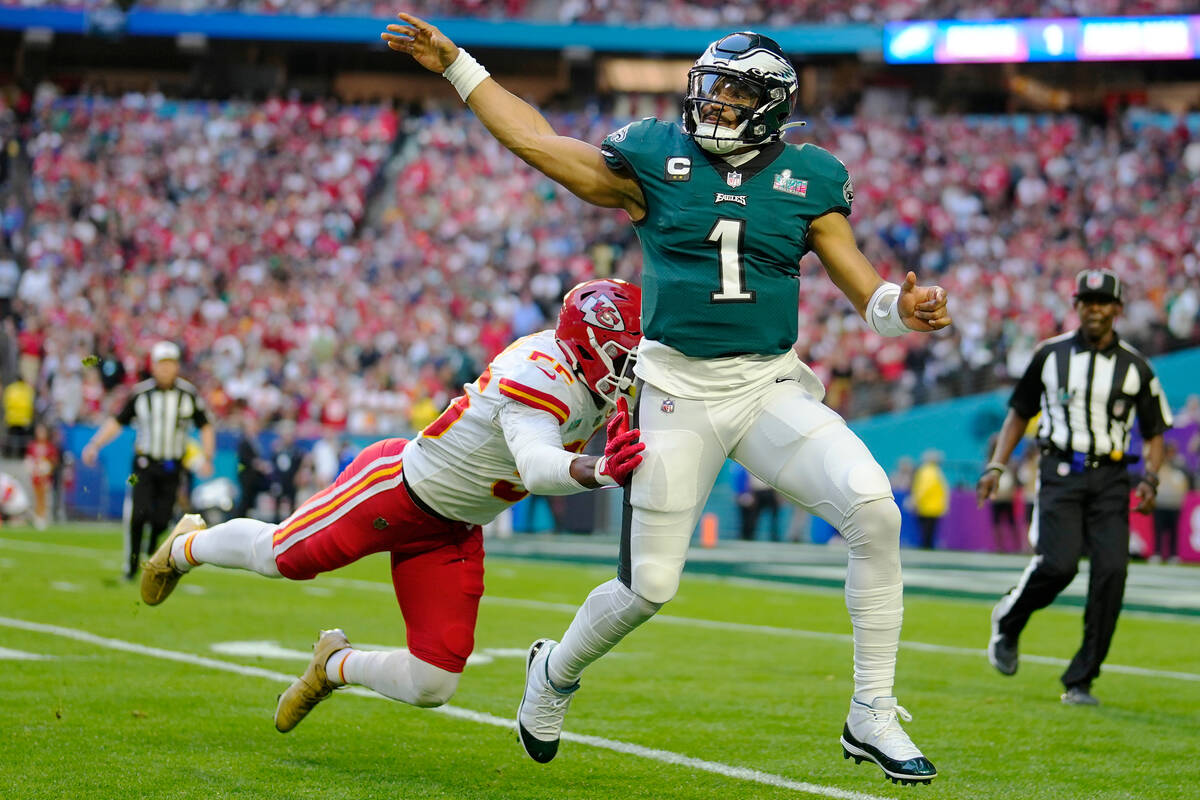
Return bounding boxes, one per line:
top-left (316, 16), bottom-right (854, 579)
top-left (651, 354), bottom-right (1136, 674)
top-left (0, 538), bottom-right (122, 558)
top-left (0, 615), bottom-right (891, 800)
top-left (0, 646), bottom-right (53, 660)
top-left (7, 540), bottom-right (1200, 683)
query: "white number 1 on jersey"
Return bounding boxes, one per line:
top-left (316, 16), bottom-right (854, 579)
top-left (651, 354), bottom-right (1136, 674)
top-left (706, 218), bottom-right (755, 303)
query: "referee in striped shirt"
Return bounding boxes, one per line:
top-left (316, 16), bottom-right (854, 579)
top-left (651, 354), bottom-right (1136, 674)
top-left (977, 269), bottom-right (1172, 706)
top-left (83, 342), bottom-right (215, 580)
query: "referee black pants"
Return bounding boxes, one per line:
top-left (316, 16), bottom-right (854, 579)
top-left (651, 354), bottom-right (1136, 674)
top-left (125, 457), bottom-right (182, 578)
top-left (994, 458), bottom-right (1130, 690)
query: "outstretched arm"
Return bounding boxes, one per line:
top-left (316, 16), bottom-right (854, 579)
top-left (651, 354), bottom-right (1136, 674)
top-left (500, 400), bottom-right (642, 493)
top-left (382, 13), bottom-right (644, 216)
top-left (808, 212), bottom-right (951, 333)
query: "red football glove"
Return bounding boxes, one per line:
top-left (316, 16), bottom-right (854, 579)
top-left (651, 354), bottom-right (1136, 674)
top-left (596, 396), bottom-right (644, 486)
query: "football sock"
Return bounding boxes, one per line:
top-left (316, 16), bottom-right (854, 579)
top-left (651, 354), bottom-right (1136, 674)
top-left (840, 498), bottom-right (903, 704)
top-left (339, 649), bottom-right (459, 707)
top-left (325, 648), bottom-right (353, 685)
top-left (175, 518), bottom-right (281, 577)
top-left (844, 582), bottom-right (904, 704)
top-left (547, 578), bottom-right (661, 688)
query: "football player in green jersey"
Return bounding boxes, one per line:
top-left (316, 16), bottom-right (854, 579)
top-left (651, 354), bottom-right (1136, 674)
top-left (385, 14), bottom-right (950, 785)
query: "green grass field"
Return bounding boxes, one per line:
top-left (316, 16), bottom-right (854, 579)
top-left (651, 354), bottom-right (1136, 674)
top-left (1, 524), bottom-right (1197, 800)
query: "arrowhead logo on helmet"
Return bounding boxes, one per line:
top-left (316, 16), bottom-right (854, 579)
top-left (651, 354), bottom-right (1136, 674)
top-left (580, 293), bottom-right (626, 332)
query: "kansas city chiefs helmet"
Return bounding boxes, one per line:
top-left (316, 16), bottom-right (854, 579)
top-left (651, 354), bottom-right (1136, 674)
top-left (683, 31), bottom-right (799, 155)
top-left (555, 279), bottom-right (642, 406)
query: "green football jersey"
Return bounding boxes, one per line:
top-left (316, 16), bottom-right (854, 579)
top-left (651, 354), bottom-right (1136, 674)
top-left (601, 118), bottom-right (853, 358)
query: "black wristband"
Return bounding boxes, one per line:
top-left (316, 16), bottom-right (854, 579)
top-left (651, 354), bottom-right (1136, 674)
top-left (1140, 472), bottom-right (1159, 491)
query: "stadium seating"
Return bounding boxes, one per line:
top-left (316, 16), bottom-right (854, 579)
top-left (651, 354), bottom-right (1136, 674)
top-left (0, 0), bottom-right (1192, 24)
top-left (10, 91), bottom-right (1200, 433)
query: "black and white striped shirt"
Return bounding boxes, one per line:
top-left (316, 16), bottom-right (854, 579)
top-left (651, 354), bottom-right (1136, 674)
top-left (115, 378), bottom-right (210, 462)
top-left (1010, 330), bottom-right (1172, 459)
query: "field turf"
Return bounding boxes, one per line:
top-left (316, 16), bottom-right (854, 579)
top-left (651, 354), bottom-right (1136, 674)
top-left (1, 524), bottom-right (1197, 800)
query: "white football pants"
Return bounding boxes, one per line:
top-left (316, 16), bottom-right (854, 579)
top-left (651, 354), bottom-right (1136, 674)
top-left (550, 374), bottom-right (904, 703)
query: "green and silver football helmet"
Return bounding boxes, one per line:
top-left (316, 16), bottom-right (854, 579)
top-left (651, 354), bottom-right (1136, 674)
top-left (683, 32), bottom-right (799, 156)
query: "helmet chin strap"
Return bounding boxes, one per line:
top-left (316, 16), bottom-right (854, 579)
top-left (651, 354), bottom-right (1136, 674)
top-left (780, 121), bottom-right (807, 132)
top-left (696, 137), bottom-right (741, 155)
top-left (691, 113), bottom-right (749, 155)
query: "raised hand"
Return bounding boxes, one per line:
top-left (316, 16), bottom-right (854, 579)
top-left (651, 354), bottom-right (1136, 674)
top-left (897, 271), bottom-right (952, 332)
top-left (598, 396), bottom-right (644, 486)
top-left (381, 12), bottom-right (460, 73)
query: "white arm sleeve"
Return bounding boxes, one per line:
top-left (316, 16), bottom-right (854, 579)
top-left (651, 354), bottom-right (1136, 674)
top-left (498, 402), bottom-right (589, 495)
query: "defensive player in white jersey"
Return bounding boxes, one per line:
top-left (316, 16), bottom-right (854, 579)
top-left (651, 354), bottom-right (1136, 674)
top-left (386, 15), bottom-right (951, 785)
top-left (139, 279), bottom-right (645, 732)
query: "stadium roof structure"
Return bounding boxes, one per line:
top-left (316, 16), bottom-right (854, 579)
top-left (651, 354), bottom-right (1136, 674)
top-left (0, 8), bottom-right (881, 54)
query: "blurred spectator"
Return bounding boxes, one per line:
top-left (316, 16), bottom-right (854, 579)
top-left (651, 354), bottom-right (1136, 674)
top-left (734, 464), bottom-right (782, 542)
top-left (309, 429), bottom-right (341, 489)
top-left (51, 426), bottom-right (71, 523)
top-left (268, 421), bottom-right (307, 522)
top-left (1176, 394), bottom-right (1200, 427)
top-left (889, 456), bottom-right (915, 493)
top-left (1151, 442), bottom-right (1190, 564)
top-left (1015, 445), bottom-right (1039, 534)
top-left (985, 434), bottom-right (1021, 553)
top-left (910, 449), bottom-right (949, 549)
top-left (3, 374), bottom-right (34, 457)
top-left (24, 420), bottom-right (57, 530)
top-left (95, 340), bottom-right (127, 392)
top-left (0, 246), bottom-right (18, 321)
top-left (988, 458), bottom-right (1020, 553)
top-left (234, 412), bottom-right (271, 519)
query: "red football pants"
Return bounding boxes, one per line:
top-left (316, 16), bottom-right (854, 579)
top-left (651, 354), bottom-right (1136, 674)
top-left (272, 438), bottom-right (484, 673)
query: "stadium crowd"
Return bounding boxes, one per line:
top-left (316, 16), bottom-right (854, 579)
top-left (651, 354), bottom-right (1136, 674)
top-left (1, 87), bottom-right (1198, 440)
top-left (0, 0), bottom-right (1194, 24)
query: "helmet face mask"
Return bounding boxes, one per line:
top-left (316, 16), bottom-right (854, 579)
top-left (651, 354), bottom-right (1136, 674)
top-left (555, 279), bottom-right (642, 407)
top-left (684, 32), bottom-right (798, 155)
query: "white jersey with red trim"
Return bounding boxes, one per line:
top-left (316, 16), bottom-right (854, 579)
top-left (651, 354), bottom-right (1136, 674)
top-left (401, 330), bottom-right (610, 525)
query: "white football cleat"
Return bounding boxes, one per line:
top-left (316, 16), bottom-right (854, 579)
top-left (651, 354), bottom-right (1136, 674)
top-left (840, 696), bottom-right (937, 785)
top-left (517, 638), bottom-right (578, 763)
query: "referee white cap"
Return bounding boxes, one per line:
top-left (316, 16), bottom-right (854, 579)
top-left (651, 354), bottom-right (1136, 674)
top-left (151, 341), bottom-right (181, 363)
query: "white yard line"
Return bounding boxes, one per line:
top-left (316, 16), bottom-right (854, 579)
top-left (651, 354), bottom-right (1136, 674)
top-left (6, 538), bottom-right (1199, 683)
top-left (0, 615), bottom-right (892, 800)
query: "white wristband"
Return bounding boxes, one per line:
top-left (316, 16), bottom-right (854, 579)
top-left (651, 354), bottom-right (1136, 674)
top-left (442, 48), bottom-right (490, 102)
top-left (594, 456), bottom-right (617, 487)
top-left (865, 281), bottom-right (910, 337)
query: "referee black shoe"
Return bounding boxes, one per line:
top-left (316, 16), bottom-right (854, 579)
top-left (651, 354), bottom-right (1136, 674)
top-left (1061, 686), bottom-right (1100, 706)
top-left (988, 601), bottom-right (1018, 676)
